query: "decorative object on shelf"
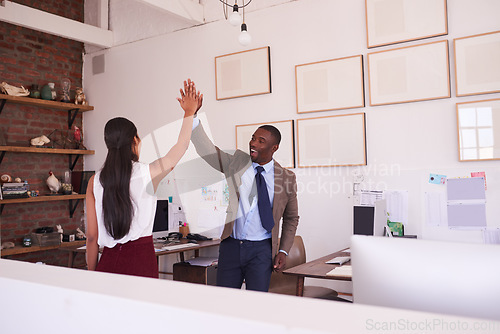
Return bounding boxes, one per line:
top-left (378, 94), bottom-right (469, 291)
top-left (56, 224), bottom-right (64, 242)
top-left (1, 241), bottom-right (15, 250)
top-left (50, 83), bottom-right (57, 100)
top-left (0, 82), bottom-right (30, 96)
top-left (60, 78), bottom-right (71, 102)
top-left (30, 134), bottom-right (51, 147)
top-left (46, 171), bottom-right (61, 194)
top-left (40, 83), bottom-right (53, 101)
top-left (27, 190), bottom-right (39, 197)
top-left (220, 0), bottom-right (252, 46)
top-left (14, 177), bottom-right (22, 183)
top-left (47, 129), bottom-right (87, 149)
top-left (29, 84), bottom-right (41, 99)
top-left (1, 181), bottom-right (29, 199)
top-left (74, 87), bottom-right (87, 105)
top-left (1, 173), bottom-right (12, 183)
top-left (75, 227), bottom-right (86, 240)
top-left (22, 235), bottom-right (32, 247)
top-left (73, 125), bottom-right (82, 144)
top-left (61, 183), bottom-right (73, 195)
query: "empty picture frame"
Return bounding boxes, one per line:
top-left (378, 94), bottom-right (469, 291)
top-left (236, 120), bottom-right (295, 168)
top-left (295, 55), bottom-right (365, 114)
top-left (297, 113), bottom-right (366, 168)
top-left (367, 40), bottom-right (450, 106)
top-left (365, 0), bottom-right (448, 48)
top-left (456, 98), bottom-right (500, 162)
top-left (454, 30), bottom-right (500, 97)
top-left (215, 46), bottom-right (271, 100)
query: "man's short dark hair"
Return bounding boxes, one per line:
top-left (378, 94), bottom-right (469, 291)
top-left (258, 125), bottom-right (281, 145)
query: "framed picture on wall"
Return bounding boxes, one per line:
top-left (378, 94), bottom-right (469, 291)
top-left (367, 40), bottom-right (450, 106)
top-left (365, 0), bottom-right (448, 48)
top-left (296, 113), bottom-right (366, 168)
top-left (454, 30), bottom-right (500, 97)
top-left (235, 120), bottom-right (295, 169)
top-left (295, 55), bottom-right (365, 114)
top-left (215, 46), bottom-right (271, 100)
top-left (456, 98), bottom-right (500, 162)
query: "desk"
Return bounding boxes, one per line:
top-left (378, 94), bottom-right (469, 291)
top-left (283, 248), bottom-right (351, 296)
top-left (60, 239), bottom-right (220, 269)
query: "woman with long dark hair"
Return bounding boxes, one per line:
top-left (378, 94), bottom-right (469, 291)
top-left (85, 80), bottom-right (201, 278)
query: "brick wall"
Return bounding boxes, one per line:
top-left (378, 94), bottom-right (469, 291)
top-left (0, 0), bottom-right (87, 267)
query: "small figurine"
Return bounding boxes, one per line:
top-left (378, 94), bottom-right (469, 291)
top-left (1, 173), bottom-right (12, 183)
top-left (73, 125), bottom-right (82, 142)
top-left (46, 171), bottom-right (60, 193)
top-left (30, 135), bottom-right (51, 147)
top-left (74, 87), bottom-right (87, 105)
top-left (76, 228), bottom-right (86, 240)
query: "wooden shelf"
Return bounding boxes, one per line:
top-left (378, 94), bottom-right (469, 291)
top-left (0, 240), bottom-right (86, 257)
top-left (0, 194), bottom-right (86, 205)
top-left (0, 145), bottom-right (94, 155)
top-left (0, 93), bottom-right (93, 112)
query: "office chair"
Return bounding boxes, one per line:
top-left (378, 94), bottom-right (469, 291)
top-left (268, 236), bottom-right (341, 300)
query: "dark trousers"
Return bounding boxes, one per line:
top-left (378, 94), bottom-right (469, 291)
top-left (216, 237), bottom-right (273, 292)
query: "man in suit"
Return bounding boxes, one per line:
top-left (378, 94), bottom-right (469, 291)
top-left (179, 80), bottom-right (299, 292)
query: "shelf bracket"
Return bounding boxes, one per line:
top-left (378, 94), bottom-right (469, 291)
top-left (0, 151), bottom-right (5, 167)
top-left (68, 154), bottom-right (80, 171)
top-left (67, 108), bottom-right (79, 129)
top-left (0, 98), bottom-right (6, 115)
top-left (0, 204), bottom-right (4, 215)
top-left (69, 199), bottom-right (81, 218)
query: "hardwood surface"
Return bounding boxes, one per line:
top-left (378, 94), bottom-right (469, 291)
top-left (0, 145), bottom-right (94, 155)
top-left (1, 240), bottom-right (86, 257)
top-left (60, 239), bottom-right (221, 268)
top-left (0, 194), bottom-right (86, 204)
top-left (283, 248), bottom-right (351, 296)
top-left (0, 93), bottom-right (94, 111)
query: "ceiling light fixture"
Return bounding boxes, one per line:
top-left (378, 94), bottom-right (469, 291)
top-left (220, 0), bottom-right (252, 46)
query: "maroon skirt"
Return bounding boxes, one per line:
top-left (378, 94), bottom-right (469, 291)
top-left (96, 235), bottom-right (158, 278)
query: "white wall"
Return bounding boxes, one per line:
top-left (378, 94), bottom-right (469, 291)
top-left (83, 0), bottom-right (500, 292)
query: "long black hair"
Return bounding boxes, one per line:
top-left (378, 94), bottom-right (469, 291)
top-left (100, 117), bottom-right (139, 239)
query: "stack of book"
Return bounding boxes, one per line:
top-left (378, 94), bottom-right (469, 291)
top-left (1, 181), bottom-right (30, 199)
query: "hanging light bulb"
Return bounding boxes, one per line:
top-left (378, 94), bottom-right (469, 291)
top-left (238, 23), bottom-right (252, 46)
top-left (229, 4), bottom-right (242, 26)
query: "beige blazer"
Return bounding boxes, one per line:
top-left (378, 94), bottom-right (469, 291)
top-left (191, 123), bottom-right (299, 257)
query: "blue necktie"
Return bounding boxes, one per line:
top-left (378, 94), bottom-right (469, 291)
top-left (255, 166), bottom-right (274, 232)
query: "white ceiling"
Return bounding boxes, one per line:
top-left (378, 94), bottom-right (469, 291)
top-left (85, 0), bottom-right (294, 52)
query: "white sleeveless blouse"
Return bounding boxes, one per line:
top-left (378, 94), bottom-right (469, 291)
top-left (93, 162), bottom-right (157, 248)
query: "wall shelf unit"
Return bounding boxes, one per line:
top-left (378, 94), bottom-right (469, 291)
top-left (0, 93), bottom-right (94, 129)
top-left (0, 239), bottom-right (86, 257)
top-left (0, 146), bottom-right (95, 171)
top-left (0, 94), bottom-right (94, 218)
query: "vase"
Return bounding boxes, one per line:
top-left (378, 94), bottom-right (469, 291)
top-left (29, 84), bottom-right (40, 99)
top-left (40, 84), bottom-right (52, 100)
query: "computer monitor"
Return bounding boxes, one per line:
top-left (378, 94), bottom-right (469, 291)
top-left (152, 200), bottom-right (169, 239)
top-left (353, 200), bottom-right (386, 236)
top-left (351, 235), bottom-right (500, 321)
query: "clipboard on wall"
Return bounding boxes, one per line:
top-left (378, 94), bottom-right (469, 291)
top-left (447, 177), bottom-right (486, 229)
